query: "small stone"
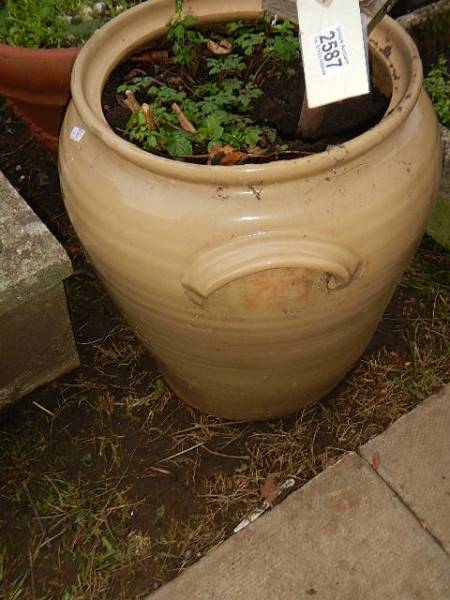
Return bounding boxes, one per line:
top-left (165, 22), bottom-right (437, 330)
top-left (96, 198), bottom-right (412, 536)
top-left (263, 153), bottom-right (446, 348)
top-left (94, 2), bottom-right (105, 14)
top-left (81, 5), bottom-right (94, 18)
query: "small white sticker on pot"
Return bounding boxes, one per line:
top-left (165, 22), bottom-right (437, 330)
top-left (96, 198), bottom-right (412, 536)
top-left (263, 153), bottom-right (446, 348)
top-left (70, 126), bottom-right (86, 142)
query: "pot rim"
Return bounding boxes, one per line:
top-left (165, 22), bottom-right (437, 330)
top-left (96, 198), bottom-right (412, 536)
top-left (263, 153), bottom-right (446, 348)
top-left (0, 42), bottom-right (79, 56)
top-left (68, 0), bottom-right (423, 185)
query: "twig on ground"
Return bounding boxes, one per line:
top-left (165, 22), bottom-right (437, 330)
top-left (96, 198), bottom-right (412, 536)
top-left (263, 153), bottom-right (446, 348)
top-left (31, 401), bottom-right (55, 417)
top-left (158, 441), bottom-right (205, 464)
top-left (201, 446), bottom-right (249, 461)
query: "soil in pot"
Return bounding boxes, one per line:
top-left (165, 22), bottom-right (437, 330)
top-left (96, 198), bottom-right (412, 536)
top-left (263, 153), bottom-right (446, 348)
top-left (102, 10), bottom-right (391, 165)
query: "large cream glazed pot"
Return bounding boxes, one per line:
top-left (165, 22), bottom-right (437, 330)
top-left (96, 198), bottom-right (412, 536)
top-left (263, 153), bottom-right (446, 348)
top-left (59, 0), bottom-right (441, 420)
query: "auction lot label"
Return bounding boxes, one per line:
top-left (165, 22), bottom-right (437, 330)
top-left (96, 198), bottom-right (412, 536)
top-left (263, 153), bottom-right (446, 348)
top-left (297, 0), bottom-right (369, 107)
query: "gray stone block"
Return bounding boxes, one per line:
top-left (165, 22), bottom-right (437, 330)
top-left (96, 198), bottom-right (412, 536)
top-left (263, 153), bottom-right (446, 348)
top-left (397, 0), bottom-right (450, 64)
top-left (0, 171), bottom-right (79, 407)
top-left (360, 385), bottom-right (450, 556)
top-left (427, 126), bottom-right (450, 250)
top-left (397, 0), bottom-right (450, 250)
top-left (150, 453), bottom-right (450, 599)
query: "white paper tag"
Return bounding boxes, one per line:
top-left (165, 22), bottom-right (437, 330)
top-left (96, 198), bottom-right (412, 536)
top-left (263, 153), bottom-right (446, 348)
top-left (297, 0), bottom-right (369, 108)
top-left (70, 126), bottom-right (86, 142)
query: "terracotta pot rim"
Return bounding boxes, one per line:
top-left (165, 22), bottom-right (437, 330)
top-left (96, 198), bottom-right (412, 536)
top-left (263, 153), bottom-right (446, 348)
top-left (0, 42), bottom-right (79, 56)
top-left (69, 0), bottom-right (424, 184)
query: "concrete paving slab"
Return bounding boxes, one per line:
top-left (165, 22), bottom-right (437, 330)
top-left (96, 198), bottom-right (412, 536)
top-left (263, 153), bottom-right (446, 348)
top-left (0, 171), bottom-right (79, 406)
top-left (150, 453), bottom-right (450, 599)
top-left (0, 171), bottom-right (71, 312)
top-left (360, 385), bottom-right (450, 556)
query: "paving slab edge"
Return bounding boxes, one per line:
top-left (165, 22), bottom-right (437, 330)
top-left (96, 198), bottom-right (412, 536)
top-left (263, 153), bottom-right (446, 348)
top-left (359, 383), bottom-right (450, 558)
top-left (0, 171), bottom-right (73, 312)
top-left (148, 384), bottom-right (450, 598)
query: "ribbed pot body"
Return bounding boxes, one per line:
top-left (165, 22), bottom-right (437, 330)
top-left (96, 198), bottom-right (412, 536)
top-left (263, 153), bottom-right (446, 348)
top-left (59, 0), bottom-right (441, 419)
top-left (0, 44), bottom-right (78, 154)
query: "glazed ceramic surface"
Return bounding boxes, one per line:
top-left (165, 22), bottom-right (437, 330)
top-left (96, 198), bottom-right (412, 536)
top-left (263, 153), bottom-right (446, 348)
top-left (0, 44), bottom-right (78, 154)
top-left (59, 0), bottom-right (441, 419)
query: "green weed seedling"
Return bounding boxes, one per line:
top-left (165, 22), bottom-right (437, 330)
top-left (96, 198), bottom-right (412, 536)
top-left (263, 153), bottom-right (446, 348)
top-left (0, 0), bottom-right (138, 48)
top-left (119, 3), bottom-right (300, 158)
top-left (424, 55), bottom-right (450, 127)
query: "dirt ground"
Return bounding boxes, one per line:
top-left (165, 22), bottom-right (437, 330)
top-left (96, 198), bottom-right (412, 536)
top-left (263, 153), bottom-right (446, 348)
top-left (0, 98), bottom-right (449, 599)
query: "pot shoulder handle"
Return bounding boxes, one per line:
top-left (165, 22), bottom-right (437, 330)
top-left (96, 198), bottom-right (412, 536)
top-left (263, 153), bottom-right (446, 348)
top-left (181, 232), bottom-right (362, 304)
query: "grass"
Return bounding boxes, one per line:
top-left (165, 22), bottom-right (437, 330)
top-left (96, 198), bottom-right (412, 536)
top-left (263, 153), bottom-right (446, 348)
top-left (0, 0), bottom-right (140, 48)
top-left (424, 54), bottom-right (450, 127)
top-left (0, 421), bottom-right (153, 598)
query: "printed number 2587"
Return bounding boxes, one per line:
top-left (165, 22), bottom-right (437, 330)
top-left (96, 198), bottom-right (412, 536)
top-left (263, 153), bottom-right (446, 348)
top-left (319, 30), bottom-right (343, 68)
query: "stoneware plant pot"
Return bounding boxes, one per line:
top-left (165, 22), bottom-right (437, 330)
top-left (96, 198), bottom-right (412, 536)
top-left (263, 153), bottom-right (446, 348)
top-left (59, 0), bottom-right (441, 420)
top-left (0, 44), bottom-right (78, 155)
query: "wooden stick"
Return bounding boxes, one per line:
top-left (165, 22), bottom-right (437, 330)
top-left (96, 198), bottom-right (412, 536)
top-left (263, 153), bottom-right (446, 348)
top-left (172, 102), bottom-right (197, 133)
top-left (158, 441), bottom-right (205, 464)
top-left (125, 89), bottom-right (140, 113)
top-left (142, 103), bottom-right (156, 129)
top-left (297, 101), bottom-right (325, 139)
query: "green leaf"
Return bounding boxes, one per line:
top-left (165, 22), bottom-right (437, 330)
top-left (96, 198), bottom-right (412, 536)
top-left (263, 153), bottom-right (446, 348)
top-left (137, 110), bottom-right (147, 126)
top-left (205, 114), bottom-right (224, 139)
top-left (424, 55), bottom-right (450, 127)
top-left (166, 132), bottom-right (193, 157)
top-left (143, 133), bottom-right (159, 150)
top-left (226, 21), bottom-right (244, 33)
top-left (207, 55), bottom-right (245, 76)
top-left (244, 127), bottom-right (262, 146)
top-left (183, 14), bottom-right (198, 26)
top-left (235, 31), bottom-right (265, 56)
top-left (65, 17), bottom-right (104, 42)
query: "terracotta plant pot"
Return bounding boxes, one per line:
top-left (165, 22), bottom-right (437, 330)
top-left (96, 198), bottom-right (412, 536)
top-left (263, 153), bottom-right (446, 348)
top-left (59, 0), bottom-right (441, 420)
top-left (0, 44), bottom-right (78, 155)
